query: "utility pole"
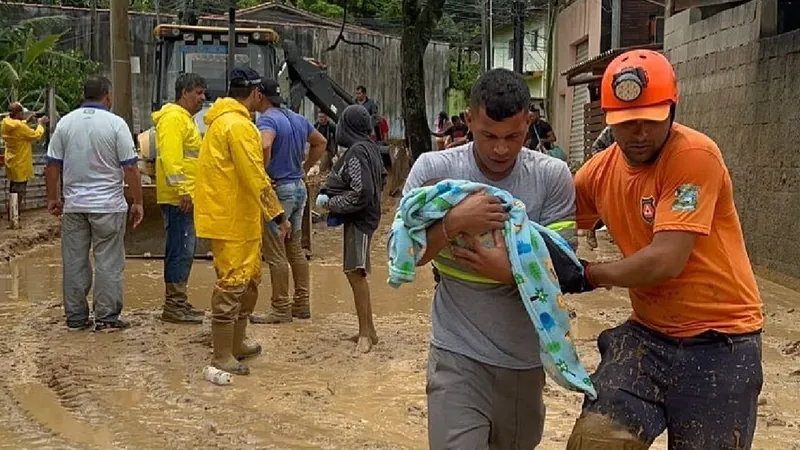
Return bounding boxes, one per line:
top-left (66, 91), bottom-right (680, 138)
top-left (513, 0), bottom-right (525, 73)
top-left (481, 0), bottom-right (487, 72)
top-left (488, 0), bottom-right (494, 69)
top-left (110, 0), bottom-right (133, 129)
top-left (226, 5), bottom-right (236, 87)
top-left (611, 0), bottom-right (621, 48)
top-left (90, 0), bottom-right (99, 61)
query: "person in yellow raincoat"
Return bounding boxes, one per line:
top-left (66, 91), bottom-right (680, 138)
top-left (153, 73), bottom-right (208, 324)
top-left (2, 103), bottom-right (48, 217)
top-left (194, 67), bottom-right (286, 375)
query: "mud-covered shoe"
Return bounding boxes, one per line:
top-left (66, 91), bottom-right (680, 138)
top-left (186, 302), bottom-right (206, 320)
top-left (94, 318), bottom-right (132, 333)
top-left (161, 303), bottom-right (204, 324)
top-left (249, 310), bottom-right (292, 324)
top-left (67, 319), bottom-right (93, 332)
top-left (291, 308), bottom-right (311, 320)
top-left (232, 319), bottom-right (262, 361)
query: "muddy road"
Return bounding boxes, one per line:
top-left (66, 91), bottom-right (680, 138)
top-left (0, 213), bottom-right (798, 449)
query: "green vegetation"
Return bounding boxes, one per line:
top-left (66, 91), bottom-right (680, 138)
top-left (0, 13), bottom-right (101, 114)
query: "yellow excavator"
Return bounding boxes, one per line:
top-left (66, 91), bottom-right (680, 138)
top-left (127, 23), bottom-right (358, 259)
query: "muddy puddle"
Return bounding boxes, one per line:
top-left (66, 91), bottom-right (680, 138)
top-left (0, 225), bottom-right (798, 449)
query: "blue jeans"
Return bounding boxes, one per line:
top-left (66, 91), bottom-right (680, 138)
top-left (568, 320), bottom-right (763, 449)
top-left (161, 204), bottom-right (196, 284)
top-left (267, 180), bottom-right (307, 236)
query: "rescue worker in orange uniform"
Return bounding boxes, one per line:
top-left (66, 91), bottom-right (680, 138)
top-left (193, 68), bottom-right (285, 375)
top-left (567, 50), bottom-right (764, 449)
top-left (2, 103), bottom-right (48, 217)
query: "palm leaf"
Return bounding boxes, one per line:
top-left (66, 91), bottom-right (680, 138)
top-left (0, 60), bottom-right (20, 86)
top-left (22, 34), bottom-right (62, 68)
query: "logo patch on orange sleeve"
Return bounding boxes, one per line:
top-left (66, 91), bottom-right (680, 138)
top-left (673, 184), bottom-right (699, 212)
top-left (641, 196), bottom-right (656, 224)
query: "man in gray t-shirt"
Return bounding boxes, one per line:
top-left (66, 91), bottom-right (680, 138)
top-left (45, 76), bottom-right (144, 333)
top-left (400, 69), bottom-right (577, 449)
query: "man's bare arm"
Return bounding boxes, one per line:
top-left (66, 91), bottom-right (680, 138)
top-left (123, 165), bottom-right (143, 206)
top-left (304, 129), bottom-right (327, 174)
top-left (590, 231), bottom-right (696, 288)
top-left (45, 163), bottom-right (60, 202)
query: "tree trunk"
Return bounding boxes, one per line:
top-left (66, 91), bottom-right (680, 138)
top-left (401, 31), bottom-right (433, 161)
top-left (401, 0), bottom-right (446, 162)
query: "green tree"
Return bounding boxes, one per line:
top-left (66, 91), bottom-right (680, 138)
top-left (0, 14), bottom-right (101, 114)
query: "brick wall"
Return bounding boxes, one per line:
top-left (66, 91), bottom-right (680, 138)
top-left (664, 2), bottom-right (800, 278)
top-left (620, 0), bottom-right (664, 48)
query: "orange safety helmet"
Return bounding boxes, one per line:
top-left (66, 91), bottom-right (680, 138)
top-left (601, 49), bottom-right (678, 125)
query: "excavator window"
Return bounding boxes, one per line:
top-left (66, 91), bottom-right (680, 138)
top-left (157, 42), bottom-right (276, 104)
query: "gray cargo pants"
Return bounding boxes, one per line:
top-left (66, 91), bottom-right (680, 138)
top-left (427, 345), bottom-right (547, 450)
top-left (61, 212), bottom-right (127, 326)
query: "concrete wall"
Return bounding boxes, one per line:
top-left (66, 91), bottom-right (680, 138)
top-left (664, 1), bottom-right (800, 278)
top-left (5, 3), bottom-right (450, 139)
top-left (553, 0), bottom-right (602, 141)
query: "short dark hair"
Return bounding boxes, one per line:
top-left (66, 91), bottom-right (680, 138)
top-left (469, 68), bottom-right (530, 122)
top-left (175, 73), bottom-right (207, 101)
top-left (356, 85), bottom-right (367, 94)
top-left (83, 76), bottom-right (112, 102)
top-left (451, 115), bottom-right (459, 122)
top-left (228, 85), bottom-right (256, 100)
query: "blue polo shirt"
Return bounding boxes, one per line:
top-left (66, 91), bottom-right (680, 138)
top-left (255, 107), bottom-right (314, 185)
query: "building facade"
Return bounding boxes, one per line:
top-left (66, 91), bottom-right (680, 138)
top-left (492, 12), bottom-right (549, 100)
top-left (553, 0), bottom-right (664, 163)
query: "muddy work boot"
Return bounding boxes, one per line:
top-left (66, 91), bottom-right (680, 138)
top-left (211, 321), bottom-right (250, 375)
top-left (161, 283), bottom-right (203, 324)
top-left (233, 318), bottom-right (262, 361)
top-left (249, 289), bottom-right (292, 324)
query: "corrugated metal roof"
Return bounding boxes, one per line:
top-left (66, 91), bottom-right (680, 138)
top-left (560, 43), bottom-right (663, 77)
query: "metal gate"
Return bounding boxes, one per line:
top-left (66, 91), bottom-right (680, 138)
top-left (569, 41), bottom-right (590, 163)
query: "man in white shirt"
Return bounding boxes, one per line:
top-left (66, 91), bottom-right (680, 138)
top-left (45, 76), bottom-right (144, 333)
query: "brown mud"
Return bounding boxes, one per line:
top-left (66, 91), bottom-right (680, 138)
top-left (0, 210), bottom-right (60, 262)
top-left (0, 203), bottom-right (798, 448)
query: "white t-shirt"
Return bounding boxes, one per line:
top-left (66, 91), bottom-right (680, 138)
top-left (46, 105), bottom-right (137, 214)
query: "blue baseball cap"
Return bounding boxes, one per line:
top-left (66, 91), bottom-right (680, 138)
top-left (229, 67), bottom-right (262, 88)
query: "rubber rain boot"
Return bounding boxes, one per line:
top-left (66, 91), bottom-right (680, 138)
top-left (249, 293), bottom-right (292, 324)
top-left (233, 318), bottom-right (262, 361)
top-left (161, 283), bottom-right (203, 324)
top-left (287, 233), bottom-right (311, 319)
top-left (211, 321), bottom-right (250, 375)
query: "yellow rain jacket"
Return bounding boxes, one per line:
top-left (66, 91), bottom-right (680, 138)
top-left (194, 98), bottom-right (283, 242)
top-left (1, 117), bottom-right (45, 182)
top-left (152, 103), bottom-right (203, 205)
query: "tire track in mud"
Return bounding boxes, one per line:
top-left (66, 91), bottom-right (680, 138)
top-left (33, 310), bottom-right (231, 449)
top-left (0, 303), bottom-right (81, 449)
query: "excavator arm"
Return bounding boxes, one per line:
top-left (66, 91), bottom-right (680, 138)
top-left (280, 39), bottom-right (354, 122)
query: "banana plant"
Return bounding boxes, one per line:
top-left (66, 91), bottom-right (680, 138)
top-left (0, 13), bottom-right (72, 111)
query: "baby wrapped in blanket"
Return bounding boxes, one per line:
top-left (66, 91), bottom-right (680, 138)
top-left (387, 178), bottom-right (597, 399)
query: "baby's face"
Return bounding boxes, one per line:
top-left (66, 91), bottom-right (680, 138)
top-left (452, 231), bottom-right (496, 250)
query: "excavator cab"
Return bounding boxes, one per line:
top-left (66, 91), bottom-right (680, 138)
top-left (125, 24), bottom-right (280, 258)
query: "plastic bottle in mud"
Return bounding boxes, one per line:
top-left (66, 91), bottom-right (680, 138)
top-left (203, 366), bottom-right (233, 385)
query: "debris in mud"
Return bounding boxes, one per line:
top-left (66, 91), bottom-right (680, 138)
top-left (767, 416), bottom-right (788, 427)
top-left (783, 340), bottom-right (800, 356)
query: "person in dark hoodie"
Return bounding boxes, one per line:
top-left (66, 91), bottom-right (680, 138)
top-left (316, 104), bottom-right (386, 353)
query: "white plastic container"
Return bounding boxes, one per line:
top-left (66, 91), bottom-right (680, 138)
top-left (203, 366), bottom-right (232, 386)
